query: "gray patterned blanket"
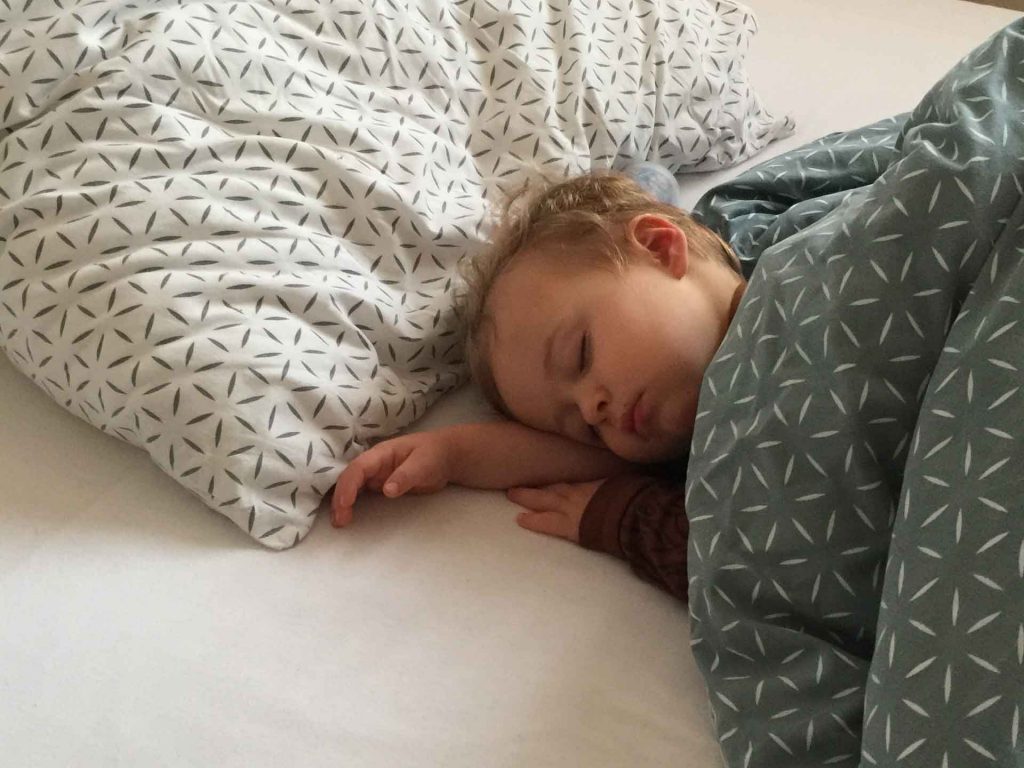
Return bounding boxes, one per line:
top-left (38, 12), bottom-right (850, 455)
top-left (688, 19), bottom-right (1024, 768)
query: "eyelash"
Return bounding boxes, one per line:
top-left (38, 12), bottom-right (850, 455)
top-left (576, 331), bottom-right (599, 442)
top-left (578, 331), bottom-right (591, 374)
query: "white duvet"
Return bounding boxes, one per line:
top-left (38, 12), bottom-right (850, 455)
top-left (0, 0), bottom-right (790, 548)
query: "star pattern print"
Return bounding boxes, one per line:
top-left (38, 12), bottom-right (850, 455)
top-left (0, 0), bottom-right (791, 548)
top-left (688, 22), bottom-right (1024, 767)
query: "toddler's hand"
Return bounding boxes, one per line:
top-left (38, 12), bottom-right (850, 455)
top-left (507, 480), bottom-right (604, 543)
top-left (331, 432), bottom-right (453, 527)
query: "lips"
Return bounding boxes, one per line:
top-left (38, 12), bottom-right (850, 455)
top-left (632, 398), bottom-right (647, 437)
top-left (620, 394), bottom-right (646, 436)
top-left (620, 406), bottom-right (635, 434)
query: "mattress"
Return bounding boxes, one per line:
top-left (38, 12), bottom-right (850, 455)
top-left (1, 0), bottom-right (1018, 765)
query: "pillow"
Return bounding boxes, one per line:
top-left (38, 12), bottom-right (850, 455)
top-left (0, 0), bottom-right (791, 548)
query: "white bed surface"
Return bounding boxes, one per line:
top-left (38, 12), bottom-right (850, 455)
top-left (1, 1), bottom-right (1018, 766)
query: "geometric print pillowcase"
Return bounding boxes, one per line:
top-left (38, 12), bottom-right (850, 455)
top-left (0, 0), bottom-right (792, 548)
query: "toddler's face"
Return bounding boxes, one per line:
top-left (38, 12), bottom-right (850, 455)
top-left (486, 218), bottom-right (741, 463)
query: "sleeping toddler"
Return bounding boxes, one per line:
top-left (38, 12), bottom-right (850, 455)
top-left (329, 171), bottom-right (746, 602)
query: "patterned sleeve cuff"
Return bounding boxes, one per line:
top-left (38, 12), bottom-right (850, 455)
top-left (578, 473), bottom-right (656, 559)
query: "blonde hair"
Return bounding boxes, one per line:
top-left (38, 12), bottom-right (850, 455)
top-left (456, 170), bottom-right (739, 417)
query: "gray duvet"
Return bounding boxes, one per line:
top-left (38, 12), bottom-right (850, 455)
top-left (687, 19), bottom-right (1024, 767)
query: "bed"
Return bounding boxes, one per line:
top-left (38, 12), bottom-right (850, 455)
top-left (1, 0), bottom-right (1018, 765)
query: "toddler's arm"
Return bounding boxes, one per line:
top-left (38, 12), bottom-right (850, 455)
top-left (444, 420), bottom-right (632, 488)
top-left (510, 474), bottom-right (689, 602)
top-left (331, 419), bottom-right (633, 527)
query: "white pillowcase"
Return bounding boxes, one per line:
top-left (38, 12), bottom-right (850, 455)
top-left (0, 0), bottom-right (790, 548)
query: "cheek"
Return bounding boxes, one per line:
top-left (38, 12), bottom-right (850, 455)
top-left (500, 372), bottom-right (566, 439)
top-left (506, 390), bottom-right (554, 435)
top-left (613, 296), bottom-right (681, 356)
top-left (492, 359), bottom-right (546, 428)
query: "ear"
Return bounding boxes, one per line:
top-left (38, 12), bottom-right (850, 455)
top-left (627, 214), bottom-right (689, 279)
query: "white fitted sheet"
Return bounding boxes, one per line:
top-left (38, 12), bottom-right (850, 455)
top-left (1, 1), bottom-right (1018, 765)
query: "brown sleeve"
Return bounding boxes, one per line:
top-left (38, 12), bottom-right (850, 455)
top-left (578, 472), bottom-right (689, 603)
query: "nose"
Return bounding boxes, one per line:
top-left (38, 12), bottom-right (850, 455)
top-left (576, 381), bottom-right (610, 427)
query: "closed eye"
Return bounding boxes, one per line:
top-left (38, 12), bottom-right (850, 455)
top-left (578, 330), bottom-right (591, 374)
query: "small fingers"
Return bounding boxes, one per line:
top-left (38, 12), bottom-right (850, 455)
top-left (516, 510), bottom-right (573, 541)
top-left (332, 470), bottom-right (365, 526)
top-left (545, 483), bottom-right (576, 499)
top-left (382, 475), bottom-right (403, 497)
top-left (382, 449), bottom-right (441, 498)
top-left (365, 466), bottom-right (394, 494)
top-left (506, 486), bottom-right (562, 511)
top-left (332, 440), bottom-right (441, 527)
top-left (331, 499), bottom-right (353, 528)
top-left (336, 454), bottom-right (376, 505)
top-left (331, 450), bottom-right (388, 527)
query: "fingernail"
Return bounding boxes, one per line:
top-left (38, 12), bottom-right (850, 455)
top-left (384, 482), bottom-right (397, 496)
